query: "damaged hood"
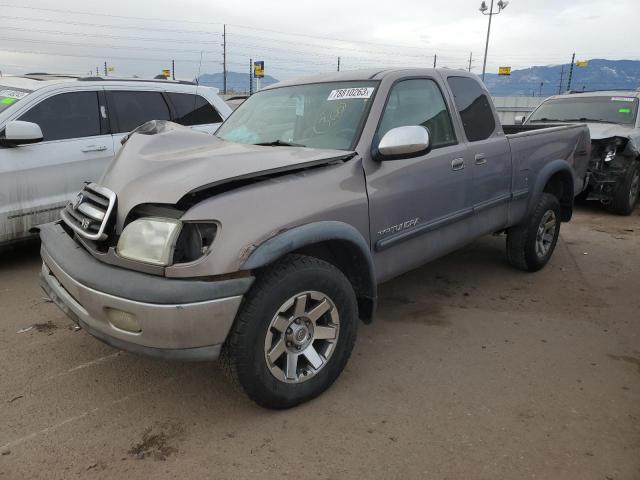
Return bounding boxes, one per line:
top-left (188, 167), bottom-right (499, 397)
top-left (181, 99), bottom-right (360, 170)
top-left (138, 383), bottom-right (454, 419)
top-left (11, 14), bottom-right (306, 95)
top-left (583, 123), bottom-right (636, 141)
top-left (584, 122), bottom-right (640, 156)
top-left (100, 121), bottom-right (354, 227)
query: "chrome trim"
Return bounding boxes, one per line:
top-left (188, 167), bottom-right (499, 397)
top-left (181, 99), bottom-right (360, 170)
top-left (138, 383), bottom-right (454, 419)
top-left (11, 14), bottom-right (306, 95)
top-left (61, 183), bottom-right (116, 241)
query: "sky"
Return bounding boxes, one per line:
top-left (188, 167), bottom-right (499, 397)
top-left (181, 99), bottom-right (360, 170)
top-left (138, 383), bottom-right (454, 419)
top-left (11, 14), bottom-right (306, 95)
top-left (0, 0), bottom-right (639, 84)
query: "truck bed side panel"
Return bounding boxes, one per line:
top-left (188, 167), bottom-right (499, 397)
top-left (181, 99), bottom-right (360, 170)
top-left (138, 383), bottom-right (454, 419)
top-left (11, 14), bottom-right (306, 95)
top-left (505, 124), bottom-right (590, 224)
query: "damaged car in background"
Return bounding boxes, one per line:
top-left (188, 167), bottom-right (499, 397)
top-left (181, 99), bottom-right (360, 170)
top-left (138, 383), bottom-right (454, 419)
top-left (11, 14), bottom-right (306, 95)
top-left (524, 90), bottom-right (640, 215)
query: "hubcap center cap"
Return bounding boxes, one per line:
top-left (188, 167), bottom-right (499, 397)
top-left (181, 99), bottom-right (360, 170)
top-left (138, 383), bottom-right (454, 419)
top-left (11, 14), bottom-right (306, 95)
top-left (287, 320), bottom-right (313, 347)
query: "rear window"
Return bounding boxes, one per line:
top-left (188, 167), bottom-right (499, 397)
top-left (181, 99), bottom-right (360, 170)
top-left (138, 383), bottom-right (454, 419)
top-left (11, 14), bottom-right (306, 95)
top-left (0, 86), bottom-right (32, 113)
top-left (167, 93), bottom-right (223, 126)
top-left (108, 91), bottom-right (171, 133)
top-left (447, 76), bottom-right (496, 142)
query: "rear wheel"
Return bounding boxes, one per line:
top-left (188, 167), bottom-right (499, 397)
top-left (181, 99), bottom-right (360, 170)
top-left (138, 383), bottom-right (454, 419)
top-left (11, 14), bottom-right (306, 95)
top-left (506, 193), bottom-right (562, 272)
top-left (610, 161), bottom-right (640, 216)
top-left (221, 254), bottom-right (358, 409)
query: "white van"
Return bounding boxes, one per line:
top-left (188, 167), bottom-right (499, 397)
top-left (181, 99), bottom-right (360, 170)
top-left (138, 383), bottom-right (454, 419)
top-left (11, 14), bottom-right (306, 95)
top-left (0, 74), bottom-right (231, 246)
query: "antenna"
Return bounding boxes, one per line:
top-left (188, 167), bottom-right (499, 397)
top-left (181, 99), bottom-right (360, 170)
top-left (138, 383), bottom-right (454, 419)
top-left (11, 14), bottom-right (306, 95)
top-left (193, 50), bottom-right (203, 113)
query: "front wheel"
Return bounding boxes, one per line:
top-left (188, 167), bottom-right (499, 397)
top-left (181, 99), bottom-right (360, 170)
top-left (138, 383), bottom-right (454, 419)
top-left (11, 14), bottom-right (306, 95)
top-left (610, 161), bottom-right (640, 216)
top-left (506, 193), bottom-right (562, 272)
top-left (221, 254), bottom-right (358, 409)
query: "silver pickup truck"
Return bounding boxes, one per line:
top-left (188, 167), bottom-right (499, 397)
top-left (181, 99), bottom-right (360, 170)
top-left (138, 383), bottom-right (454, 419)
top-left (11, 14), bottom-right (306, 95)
top-left (40, 69), bottom-right (590, 408)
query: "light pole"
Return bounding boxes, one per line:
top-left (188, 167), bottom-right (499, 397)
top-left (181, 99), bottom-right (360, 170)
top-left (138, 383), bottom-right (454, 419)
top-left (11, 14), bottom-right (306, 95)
top-left (479, 0), bottom-right (509, 81)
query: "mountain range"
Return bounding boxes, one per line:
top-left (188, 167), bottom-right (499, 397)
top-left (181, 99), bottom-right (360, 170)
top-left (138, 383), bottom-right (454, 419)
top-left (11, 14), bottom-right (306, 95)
top-left (483, 59), bottom-right (640, 96)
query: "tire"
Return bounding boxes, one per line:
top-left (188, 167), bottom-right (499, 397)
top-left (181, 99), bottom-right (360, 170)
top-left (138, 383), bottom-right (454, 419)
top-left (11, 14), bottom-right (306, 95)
top-left (506, 193), bottom-right (562, 272)
top-left (221, 254), bottom-right (358, 409)
top-left (610, 161), bottom-right (640, 216)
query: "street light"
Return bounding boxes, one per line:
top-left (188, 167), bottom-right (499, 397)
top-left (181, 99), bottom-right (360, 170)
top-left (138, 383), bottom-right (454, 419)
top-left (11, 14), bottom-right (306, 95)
top-left (479, 0), bottom-right (509, 82)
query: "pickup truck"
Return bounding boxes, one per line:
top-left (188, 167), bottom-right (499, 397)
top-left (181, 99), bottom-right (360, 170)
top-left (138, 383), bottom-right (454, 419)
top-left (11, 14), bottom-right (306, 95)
top-left (522, 90), bottom-right (640, 215)
top-left (39, 69), bottom-right (590, 409)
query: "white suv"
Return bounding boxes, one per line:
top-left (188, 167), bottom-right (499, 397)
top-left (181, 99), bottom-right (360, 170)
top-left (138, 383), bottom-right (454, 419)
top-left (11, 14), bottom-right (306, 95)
top-left (0, 74), bottom-right (232, 246)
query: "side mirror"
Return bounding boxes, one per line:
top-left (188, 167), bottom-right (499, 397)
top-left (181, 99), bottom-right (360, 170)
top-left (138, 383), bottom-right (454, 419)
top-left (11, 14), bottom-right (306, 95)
top-left (514, 115), bottom-right (526, 125)
top-left (377, 125), bottom-right (431, 160)
top-left (2, 121), bottom-right (43, 146)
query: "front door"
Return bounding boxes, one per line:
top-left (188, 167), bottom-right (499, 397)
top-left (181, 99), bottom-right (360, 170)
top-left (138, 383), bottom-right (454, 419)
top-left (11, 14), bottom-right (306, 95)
top-left (0, 90), bottom-right (113, 243)
top-left (364, 78), bottom-right (472, 282)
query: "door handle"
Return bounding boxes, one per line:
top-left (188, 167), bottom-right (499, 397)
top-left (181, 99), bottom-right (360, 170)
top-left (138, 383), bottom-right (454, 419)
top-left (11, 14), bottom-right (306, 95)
top-left (475, 153), bottom-right (487, 165)
top-left (81, 145), bottom-right (108, 153)
top-left (451, 158), bottom-right (465, 171)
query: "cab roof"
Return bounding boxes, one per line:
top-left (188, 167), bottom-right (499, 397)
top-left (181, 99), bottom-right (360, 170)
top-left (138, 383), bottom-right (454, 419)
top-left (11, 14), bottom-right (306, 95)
top-left (263, 67), bottom-right (475, 89)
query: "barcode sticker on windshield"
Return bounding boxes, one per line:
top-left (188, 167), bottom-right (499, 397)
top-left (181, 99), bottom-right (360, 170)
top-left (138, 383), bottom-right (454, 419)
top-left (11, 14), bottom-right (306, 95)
top-left (611, 97), bottom-right (635, 102)
top-left (327, 87), bottom-right (374, 101)
top-left (0, 89), bottom-right (28, 100)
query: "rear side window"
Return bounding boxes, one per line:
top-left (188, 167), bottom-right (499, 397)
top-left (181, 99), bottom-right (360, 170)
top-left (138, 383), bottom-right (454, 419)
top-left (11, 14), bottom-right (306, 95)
top-left (19, 91), bottom-right (100, 141)
top-left (108, 91), bottom-right (171, 133)
top-left (378, 78), bottom-right (456, 148)
top-left (167, 93), bottom-right (223, 125)
top-left (447, 76), bottom-right (496, 142)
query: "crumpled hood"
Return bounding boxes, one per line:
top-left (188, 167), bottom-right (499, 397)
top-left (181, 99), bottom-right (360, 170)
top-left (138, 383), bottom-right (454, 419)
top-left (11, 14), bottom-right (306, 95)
top-left (583, 122), bottom-right (636, 141)
top-left (100, 121), bottom-right (354, 227)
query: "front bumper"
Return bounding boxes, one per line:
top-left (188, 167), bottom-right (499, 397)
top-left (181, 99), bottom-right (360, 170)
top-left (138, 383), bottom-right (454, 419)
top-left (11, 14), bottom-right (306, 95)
top-left (39, 222), bottom-right (253, 361)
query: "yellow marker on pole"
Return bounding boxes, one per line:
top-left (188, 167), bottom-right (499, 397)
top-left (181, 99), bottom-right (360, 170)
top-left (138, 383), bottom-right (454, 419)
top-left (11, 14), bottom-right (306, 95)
top-left (576, 60), bottom-right (588, 67)
top-left (498, 66), bottom-right (511, 75)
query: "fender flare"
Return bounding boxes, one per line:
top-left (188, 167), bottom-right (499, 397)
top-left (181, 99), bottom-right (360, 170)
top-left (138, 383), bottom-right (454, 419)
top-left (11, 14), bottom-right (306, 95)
top-left (527, 159), bottom-right (575, 219)
top-left (242, 221), bottom-right (377, 312)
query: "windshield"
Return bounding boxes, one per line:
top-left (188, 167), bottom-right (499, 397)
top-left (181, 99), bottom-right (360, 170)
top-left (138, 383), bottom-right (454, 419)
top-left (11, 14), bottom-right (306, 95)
top-left (528, 96), bottom-right (639, 125)
top-left (0, 86), bottom-right (32, 114)
top-left (216, 81), bottom-right (377, 150)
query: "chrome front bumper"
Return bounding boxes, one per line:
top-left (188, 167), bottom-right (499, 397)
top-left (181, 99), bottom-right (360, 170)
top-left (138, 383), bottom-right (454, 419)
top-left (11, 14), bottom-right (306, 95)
top-left (39, 223), bottom-right (251, 361)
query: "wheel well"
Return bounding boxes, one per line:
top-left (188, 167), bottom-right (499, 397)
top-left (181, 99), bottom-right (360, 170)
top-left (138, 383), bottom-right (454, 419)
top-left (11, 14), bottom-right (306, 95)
top-left (543, 171), bottom-right (574, 221)
top-left (290, 241), bottom-right (376, 323)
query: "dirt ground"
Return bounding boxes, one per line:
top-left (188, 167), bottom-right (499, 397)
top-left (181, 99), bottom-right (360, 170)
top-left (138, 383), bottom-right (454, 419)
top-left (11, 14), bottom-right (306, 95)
top-left (1, 205), bottom-right (639, 480)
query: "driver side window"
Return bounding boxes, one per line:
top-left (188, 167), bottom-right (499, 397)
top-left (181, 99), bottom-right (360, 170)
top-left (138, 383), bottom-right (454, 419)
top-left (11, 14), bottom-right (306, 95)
top-left (379, 79), bottom-right (456, 148)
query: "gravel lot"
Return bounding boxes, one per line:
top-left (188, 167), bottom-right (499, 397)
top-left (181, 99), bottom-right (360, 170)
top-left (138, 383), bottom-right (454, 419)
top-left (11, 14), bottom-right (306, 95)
top-left (1, 205), bottom-right (639, 480)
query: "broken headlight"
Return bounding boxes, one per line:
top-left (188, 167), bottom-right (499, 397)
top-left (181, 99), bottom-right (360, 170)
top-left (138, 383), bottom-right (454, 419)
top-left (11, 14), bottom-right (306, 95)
top-left (603, 137), bottom-right (628, 163)
top-left (172, 222), bottom-right (218, 264)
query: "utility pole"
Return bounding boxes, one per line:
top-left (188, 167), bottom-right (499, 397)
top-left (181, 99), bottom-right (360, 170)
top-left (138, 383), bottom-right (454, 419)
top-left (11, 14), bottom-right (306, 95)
top-left (558, 64), bottom-right (565, 94)
top-left (468, 52), bottom-right (473, 72)
top-left (95, 66), bottom-right (99, 76)
top-left (222, 24), bottom-right (227, 95)
top-left (249, 58), bottom-right (253, 95)
top-left (433, 54), bottom-right (437, 68)
top-left (479, 0), bottom-right (508, 81)
top-left (566, 52), bottom-right (576, 92)
top-left (171, 59), bottom-right (175, 80)
top-left (104, 62), bottom-right (107, 76)
top-left (539, 81), bottom-right (544, 97)
top-left (337, 57), bottom-right (340, 72)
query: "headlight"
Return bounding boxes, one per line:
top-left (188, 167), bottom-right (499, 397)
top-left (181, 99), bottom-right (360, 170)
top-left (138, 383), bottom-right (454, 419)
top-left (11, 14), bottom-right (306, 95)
top-left (117, 217), bottom-right (182, 266)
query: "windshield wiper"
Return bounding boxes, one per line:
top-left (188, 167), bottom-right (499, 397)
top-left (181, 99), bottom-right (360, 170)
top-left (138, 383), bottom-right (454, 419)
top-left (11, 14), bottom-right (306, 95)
top-left (254, 139), bottom-right (306, 147)
top-left (529, 118), bottom-right (565, 123)
top-left (564, 118), bottom-right (613, 124)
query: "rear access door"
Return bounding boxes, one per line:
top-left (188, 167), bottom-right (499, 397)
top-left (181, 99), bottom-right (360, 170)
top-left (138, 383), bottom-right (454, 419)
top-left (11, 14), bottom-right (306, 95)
top-left (444, 75), bottom-right (512, 235)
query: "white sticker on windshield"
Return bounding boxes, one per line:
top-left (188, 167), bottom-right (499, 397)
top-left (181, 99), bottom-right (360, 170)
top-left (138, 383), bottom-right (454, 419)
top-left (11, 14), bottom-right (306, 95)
top-left (327, 87), bottom-right (374, 101)
top-left (611, 97), bottom-right (635, 102)
top-left (0, 89), bottom-right (28, 99)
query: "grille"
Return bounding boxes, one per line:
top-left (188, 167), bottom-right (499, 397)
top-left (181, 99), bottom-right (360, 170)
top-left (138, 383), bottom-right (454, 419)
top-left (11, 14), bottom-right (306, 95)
top-left (60, 183), bottom-right (116, 241)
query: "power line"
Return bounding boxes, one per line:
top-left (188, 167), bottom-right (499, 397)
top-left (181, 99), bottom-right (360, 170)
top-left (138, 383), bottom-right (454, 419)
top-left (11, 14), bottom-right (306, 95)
top-left (0, 3), bottom-right (224, 27)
